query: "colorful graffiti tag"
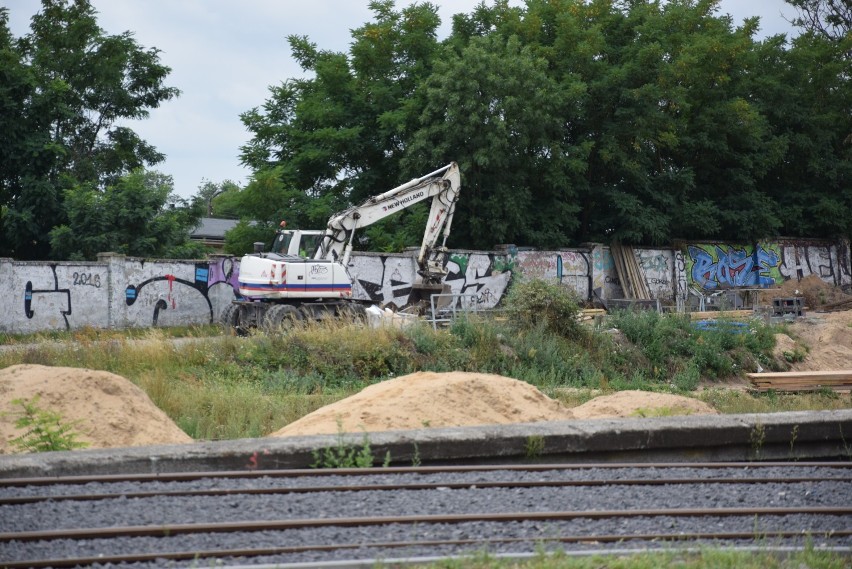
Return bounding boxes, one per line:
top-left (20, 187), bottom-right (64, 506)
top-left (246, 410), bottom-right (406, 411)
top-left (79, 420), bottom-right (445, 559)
top-left (686, 243), bottom-right (783, 291)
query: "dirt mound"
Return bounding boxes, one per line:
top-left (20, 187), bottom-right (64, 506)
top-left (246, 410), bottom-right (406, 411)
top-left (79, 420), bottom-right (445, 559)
top-left (761, 275), bottom-right (850, 309)
top-left (571, 390), bottom-right (717, 419)
top-left (0, 364), bottom-right (192, 454)
top-left (774, 310), bottom-right (852, 371)
top-left (270, 372), bottom-right (717, 437)
top-left (272, 372), bottom-right (575, 437)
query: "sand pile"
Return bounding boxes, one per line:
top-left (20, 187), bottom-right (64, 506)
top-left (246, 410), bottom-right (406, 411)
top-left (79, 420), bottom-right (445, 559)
top-left (571, 390), bottom-right (717, 419)
top-left (0, 364), bottom-right (192, 454)
top-left (272, 372), bottom-right (575, 436)
top-left (271, 371), bottom-right (717, 437)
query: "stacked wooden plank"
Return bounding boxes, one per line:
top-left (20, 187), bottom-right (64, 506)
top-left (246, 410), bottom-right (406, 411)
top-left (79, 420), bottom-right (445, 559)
top-left (610, 243), bottom-right (651, 300)
top-left (578, 308), bottom-right (607, 324)
top-left (688, 310), bottom-right (754, 320)
top-left (747, 370), bottom-right (852, 392)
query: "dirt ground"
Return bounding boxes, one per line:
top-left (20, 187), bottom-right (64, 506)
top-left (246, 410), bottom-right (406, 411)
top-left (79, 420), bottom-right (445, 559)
top-left (759, 275), bottom-right (850, 309)
top-left (772, 309), bottom-right (852, 371)
top-left (1, 306), bottom-right (848, 453)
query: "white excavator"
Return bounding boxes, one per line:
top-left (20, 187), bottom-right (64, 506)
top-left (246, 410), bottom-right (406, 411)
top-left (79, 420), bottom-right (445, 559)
top-left (223, 162), bottom-right (461, 331)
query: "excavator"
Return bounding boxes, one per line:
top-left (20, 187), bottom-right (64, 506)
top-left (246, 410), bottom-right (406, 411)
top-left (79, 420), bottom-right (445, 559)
top-left (223, 162), bottom-right (461, 332)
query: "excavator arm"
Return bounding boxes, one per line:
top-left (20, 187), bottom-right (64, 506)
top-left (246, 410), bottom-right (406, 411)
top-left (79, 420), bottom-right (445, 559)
top-left (315, 162), bottom-right (461, 285)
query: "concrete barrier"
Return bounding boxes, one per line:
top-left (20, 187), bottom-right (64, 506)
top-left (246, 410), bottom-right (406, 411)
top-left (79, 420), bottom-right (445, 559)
top-left (1, 410), bottom-right (850, 478)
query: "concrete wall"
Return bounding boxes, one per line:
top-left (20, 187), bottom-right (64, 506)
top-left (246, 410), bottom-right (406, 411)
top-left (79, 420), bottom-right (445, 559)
top-left (1, 238), bottom-right (849, 334)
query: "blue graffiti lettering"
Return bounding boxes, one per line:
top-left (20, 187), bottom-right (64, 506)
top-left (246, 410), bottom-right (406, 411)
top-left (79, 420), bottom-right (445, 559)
top-left (688, 245), bottom-right (779, 291)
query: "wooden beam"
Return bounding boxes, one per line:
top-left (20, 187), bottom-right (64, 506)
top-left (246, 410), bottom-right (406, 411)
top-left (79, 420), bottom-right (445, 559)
top-left (747, 370), bottom-right (852, 392)
top-left (689, 310), bottom-right (754, 320)
top-left (747, 371), bottom-right (852, 380)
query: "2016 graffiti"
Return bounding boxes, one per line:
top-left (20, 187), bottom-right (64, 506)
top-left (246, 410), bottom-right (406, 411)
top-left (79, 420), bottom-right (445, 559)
top-left (687, 244), bottom-right (781, 291)
top-left (72, 272), bottom-right (101, 288)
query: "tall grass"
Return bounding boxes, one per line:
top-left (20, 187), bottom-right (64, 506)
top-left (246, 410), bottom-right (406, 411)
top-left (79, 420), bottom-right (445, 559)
top-left (419, 545), bottom-right (849, 568)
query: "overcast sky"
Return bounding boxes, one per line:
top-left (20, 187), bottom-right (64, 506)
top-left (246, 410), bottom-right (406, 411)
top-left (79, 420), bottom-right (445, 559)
top-left (6, 0), bottom-right (797, 200)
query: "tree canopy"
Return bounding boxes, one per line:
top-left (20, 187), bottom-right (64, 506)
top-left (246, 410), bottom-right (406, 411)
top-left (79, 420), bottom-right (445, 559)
top-left (239, 0), bottom-right (851, 250)
top-left (49, 170), bottom-right (207, 260)
top-left (3, 1), bottom-right (849, 260)
top-left (0, 0), bottom-right (196, 260)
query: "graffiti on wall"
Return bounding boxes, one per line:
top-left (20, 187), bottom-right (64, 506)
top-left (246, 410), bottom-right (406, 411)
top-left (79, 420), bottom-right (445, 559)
top-left (348, 253), bottom-right (512, 309)
top-left (24, 265), bottom-right (73, 330)
top-left (590, 246), bottom-right (622, 300)
top-left (674, 250), bottom-right (688, 301)
top-left (124, 259), bottom-right (243, 326)
top-left (636, 249), bottom-right (674, 300)
top-left (446, 253), bottom-right (512, 307)
top-left (511, 250), bottom-right (592, 300)
top-left (125, 263), bottom-right (214, 325)
top-left (3, 238), bottom-right (849, 334)
top-left (685, 241), bottom-right (852, 293)
top-left (686, 243), bottom-right (783, 292)
top-left (777, 241), bottom-right (852, 286)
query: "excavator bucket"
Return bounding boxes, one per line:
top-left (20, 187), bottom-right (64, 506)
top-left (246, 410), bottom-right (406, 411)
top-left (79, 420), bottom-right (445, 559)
top-left (407, 282), bottom-right (452, 314)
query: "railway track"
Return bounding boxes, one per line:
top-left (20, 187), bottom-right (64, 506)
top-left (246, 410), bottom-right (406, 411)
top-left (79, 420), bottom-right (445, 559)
top-left (2, 462), bottom-right (850, 568)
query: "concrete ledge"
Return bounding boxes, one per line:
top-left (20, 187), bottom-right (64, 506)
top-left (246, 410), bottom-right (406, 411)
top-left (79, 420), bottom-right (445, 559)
top-left (1, 410), bottom-right (851, 478)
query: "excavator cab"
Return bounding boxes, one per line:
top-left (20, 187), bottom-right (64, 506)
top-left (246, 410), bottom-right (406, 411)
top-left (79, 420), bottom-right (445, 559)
top-left (269, 224), bottom-right (324, 259)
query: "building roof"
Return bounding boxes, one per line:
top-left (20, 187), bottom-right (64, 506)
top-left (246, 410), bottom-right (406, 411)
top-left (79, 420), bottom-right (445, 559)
top-left (191, 217), bottom-right (240, 240)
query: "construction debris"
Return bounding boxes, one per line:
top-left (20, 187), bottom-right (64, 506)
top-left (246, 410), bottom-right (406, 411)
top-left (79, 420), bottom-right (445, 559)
top-left (610, 242), bottom-right (651, 300)
top-left (688, 310), bottom-right (754, 320)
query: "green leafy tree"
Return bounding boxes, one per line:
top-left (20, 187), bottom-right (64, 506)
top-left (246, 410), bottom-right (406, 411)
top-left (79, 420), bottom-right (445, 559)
top-left (49, 170), bottom-right (207, 260)
top-left (755, 31), bottom-right (852, 239)
top-left (405, 34), bottom-right (586, 249)
top-left (1, 0), bottom-right (179, 260)
top-left (482, 0), bottom-right (785, 244)
top-left (194, 179), bottom-right (242, 218)
top-left (0, 8), bottom-right (60, 260)
top-left (239, 0), bottom-right (850, 248)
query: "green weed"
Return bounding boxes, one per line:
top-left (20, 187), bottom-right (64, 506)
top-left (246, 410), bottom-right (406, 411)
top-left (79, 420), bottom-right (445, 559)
top-left (311, 423), bottom-right (390, 469)
top-left (525, 435), bottom-right (546, 458)
top-left (7, 396), bottom-right (89, 452)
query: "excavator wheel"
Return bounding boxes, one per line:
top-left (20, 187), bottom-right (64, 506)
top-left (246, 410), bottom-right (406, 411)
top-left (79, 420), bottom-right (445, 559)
top-left (263, 304), bottom-right (303, 332)
top-left (338, 303), bottom-right (367, 324)
top-left (220, 303), bottom-right (242, 335)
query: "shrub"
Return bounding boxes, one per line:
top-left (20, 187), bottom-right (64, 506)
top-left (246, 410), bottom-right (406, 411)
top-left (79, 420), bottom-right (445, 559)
top-left (504, 278), bottom-right (584, 339)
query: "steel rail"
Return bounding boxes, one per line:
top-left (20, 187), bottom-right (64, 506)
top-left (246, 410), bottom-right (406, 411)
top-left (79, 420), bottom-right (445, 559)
top-left (2, 461), bottom-right (849, 487)
top-left (2, 475), bottom-right (848, 506)
top-left (5, 528), bottom-right (851, 569)
top-left (3, 506), bottom-right (851, 543)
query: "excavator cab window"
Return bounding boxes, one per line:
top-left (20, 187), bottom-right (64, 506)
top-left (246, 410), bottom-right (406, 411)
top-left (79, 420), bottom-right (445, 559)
top-left (300, 234), bottom-right (321, 258)
top-left (271, 231), bottom-right (292, 255)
